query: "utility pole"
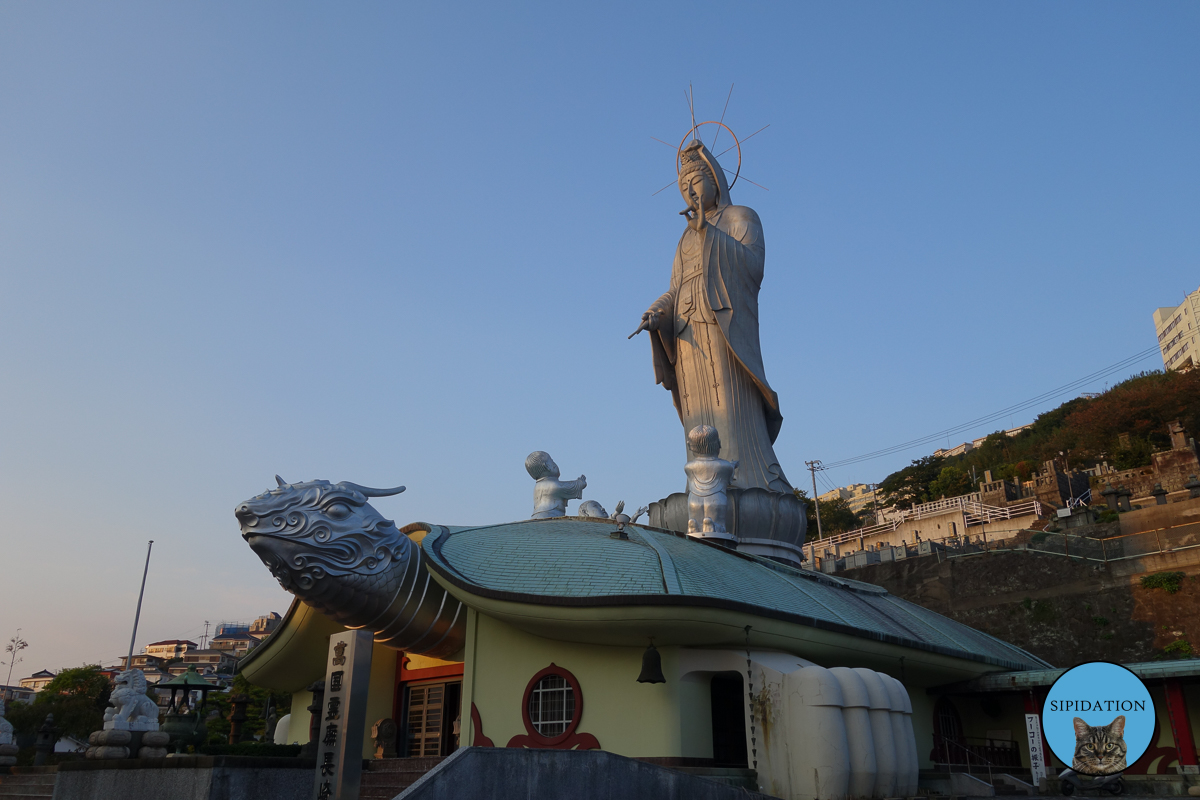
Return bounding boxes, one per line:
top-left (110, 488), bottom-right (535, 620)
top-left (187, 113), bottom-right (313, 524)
top-left (126, 541), bottom-right (154, 670)
top-left (870, 482), bottom-right (881, 524)
top-left (806, 460), bottom-right (824, 540)
top-left (201, 621), bottom-right (210, 651)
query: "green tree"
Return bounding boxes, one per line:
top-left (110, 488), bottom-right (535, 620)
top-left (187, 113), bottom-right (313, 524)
top-left (9, 666), bottom-right (112, 740)
top-left (928, 465), bottom-right (973, 499)
top-left (794, 490), bottom-right (864, 538)
top-left (878, 455), bottom-right (946, 510)
top-left (202, 673), bottom-right (291, 745)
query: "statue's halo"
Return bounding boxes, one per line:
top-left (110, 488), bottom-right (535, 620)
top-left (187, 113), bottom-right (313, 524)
top-left (677, 121), bottom-right (741, 191)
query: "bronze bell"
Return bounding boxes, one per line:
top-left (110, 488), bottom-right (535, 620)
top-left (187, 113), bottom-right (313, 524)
top-left (637, 642), bottom-right (665, 684)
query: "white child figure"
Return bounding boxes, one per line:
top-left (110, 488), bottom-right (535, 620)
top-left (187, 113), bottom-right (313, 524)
top-left (684, 425), bottom-right (738, 537)
top-left (526, 451), bottom-right (587, 519)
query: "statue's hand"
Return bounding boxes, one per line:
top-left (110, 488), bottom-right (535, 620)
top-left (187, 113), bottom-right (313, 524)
top-left (685, 187), bottom-right (707, 232)
top-left (578, 475), bottom-right (587, 488)
top-left (629, 311), bottom-right (657, 339)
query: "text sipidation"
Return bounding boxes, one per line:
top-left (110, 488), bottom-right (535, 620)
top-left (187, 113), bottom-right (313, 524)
top-left (1048, 699), bottom-right (1146, 712)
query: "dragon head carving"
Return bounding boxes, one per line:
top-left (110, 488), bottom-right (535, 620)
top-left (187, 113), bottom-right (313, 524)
top-left (236, 475), bottom-right (466, 656)
top-left (236, 476), bottom-right (408, 594)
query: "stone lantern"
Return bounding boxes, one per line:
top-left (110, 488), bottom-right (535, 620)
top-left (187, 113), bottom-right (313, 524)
top-left (157, 666), bottom-right (225, 753)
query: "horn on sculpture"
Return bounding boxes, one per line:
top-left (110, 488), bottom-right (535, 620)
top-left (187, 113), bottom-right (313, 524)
top-left (337, 482), bottom-right (406, 498)
top-left (275, 475), bottom-right (287, 487)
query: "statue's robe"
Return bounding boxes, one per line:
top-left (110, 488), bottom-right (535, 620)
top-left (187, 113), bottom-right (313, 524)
top-left (649, 204), bottom-right (792, 493)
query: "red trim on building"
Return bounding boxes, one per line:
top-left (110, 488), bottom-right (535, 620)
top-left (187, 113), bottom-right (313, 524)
top-left (471, 703), bottom-right (494, 747)
top-left (1165, 678), bottom-right (1198, 767)
top-left (505, 663), bottom-right (600, 751)
top-left (398, 655), bottom-right (465, 683)
top-left (393, 654), bottom-right (466, 724)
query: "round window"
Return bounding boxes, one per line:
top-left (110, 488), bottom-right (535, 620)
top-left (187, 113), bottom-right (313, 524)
top-left (526, 673), bottom-right (576, 738)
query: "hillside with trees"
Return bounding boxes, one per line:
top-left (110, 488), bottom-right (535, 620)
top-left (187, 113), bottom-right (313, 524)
top-left (877, 369), bottom-right (1200, 510)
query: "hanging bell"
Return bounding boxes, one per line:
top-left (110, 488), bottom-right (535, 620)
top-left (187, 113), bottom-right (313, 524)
top-left (637, 642), bottom-right (666, 684)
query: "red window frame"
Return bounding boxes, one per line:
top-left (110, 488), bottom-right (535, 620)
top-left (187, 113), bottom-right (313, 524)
top-left (520, 663), bottom-right (584, 748)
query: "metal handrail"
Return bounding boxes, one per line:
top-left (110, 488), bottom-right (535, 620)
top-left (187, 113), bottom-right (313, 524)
top-left (816, 498), bottom-right (1044, 549)
top-left (932, 736), bottom-right (1002, 785)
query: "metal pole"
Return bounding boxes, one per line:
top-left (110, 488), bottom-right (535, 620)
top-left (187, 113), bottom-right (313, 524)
top-left (806, 460), bottom-right (824, 540)
top-left (3, 628), bottom-right (23, 700)
top-left (127, 540), bottom-right (154, 668)
top-left (870, 483), bottom-right (880, 526)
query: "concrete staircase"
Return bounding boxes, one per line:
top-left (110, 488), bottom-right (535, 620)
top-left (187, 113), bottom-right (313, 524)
top-left (360, 756), bottom-right (446, 799)
top-left (635, 758), bottom-right (758, 792)
top-left (666, 765), bottom-right (758, 791)
top-left (0, 769), bottom-right (57, 800)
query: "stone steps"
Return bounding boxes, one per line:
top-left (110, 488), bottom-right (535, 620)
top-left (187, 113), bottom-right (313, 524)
top-left (669, 766), bottom-right (758, 791)
top-left (0, 773), bottom-right (57, 799)
top-left (360, 756), bottom-right (446, 799)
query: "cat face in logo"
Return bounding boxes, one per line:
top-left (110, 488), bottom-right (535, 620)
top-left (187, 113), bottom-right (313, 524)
top-left (1072, 715), bottom-right (1127, 775)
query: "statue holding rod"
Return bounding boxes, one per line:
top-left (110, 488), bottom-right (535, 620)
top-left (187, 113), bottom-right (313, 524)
top-left (631, 137), bottom-right (792, 493)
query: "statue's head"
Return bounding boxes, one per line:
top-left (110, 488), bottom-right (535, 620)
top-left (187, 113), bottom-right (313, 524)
top-left (525, 451), bottom-right (560, 480)
top-left (235, 476), bottom-right (408, 592)
top-left (114, 669), bottom-right (147, 696)
top-left (678, 141), bottom-right (728, 212)
top-left (577, 500), bottom-right (608, 518)
top-left (688, 424), bottom-right (721, 457)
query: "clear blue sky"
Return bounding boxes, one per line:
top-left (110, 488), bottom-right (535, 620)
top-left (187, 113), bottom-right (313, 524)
top-left (2, 2), bottom-right (1196, 673)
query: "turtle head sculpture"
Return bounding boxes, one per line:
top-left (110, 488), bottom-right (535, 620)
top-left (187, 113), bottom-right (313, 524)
top-left (235, 476), bottom-right (465, 657)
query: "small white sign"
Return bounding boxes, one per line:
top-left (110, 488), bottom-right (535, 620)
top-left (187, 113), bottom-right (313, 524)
top-left (1025, 713), bottom-right (1048, 788)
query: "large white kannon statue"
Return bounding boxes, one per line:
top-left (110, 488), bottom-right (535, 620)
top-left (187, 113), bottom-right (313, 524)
top-left (635, 139), bottom-right (792, 493)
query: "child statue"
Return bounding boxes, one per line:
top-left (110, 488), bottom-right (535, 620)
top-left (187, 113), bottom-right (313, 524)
top-left (684, 425), bottom-right (738, 537)
top-left (526, 451), bottom-right (587, 519)
top-left (577, 500), bottom-right (609, 518)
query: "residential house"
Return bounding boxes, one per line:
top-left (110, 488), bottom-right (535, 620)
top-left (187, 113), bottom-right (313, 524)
top-left (248, 612), bottom-right (282, 640)
top-left (118, 654), bottom-right (168, 672)
top-left (209, 631), bottom-right (258, 657)
top-left (171, 649), bottom-right (238, 677)
top-left (18, 669), bottom-right (55, 693)
top-left (143, 639), bottom-right (197, 661)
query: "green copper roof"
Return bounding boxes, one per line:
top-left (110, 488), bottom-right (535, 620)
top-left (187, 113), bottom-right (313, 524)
top-left (423, 518), bottom-right (1050, 672)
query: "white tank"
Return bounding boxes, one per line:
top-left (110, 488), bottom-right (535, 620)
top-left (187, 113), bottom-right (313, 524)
top-left (828, 667), bottom-right (878, 798)
top-left (853, 668), bottom-right (898, 798)
top-left (785, 665), bottom-right (851, 800)
top-left (273, 713), bottom-right (292, 745)
top-left (884, 674), bottom-right (920, 796)
top-left (881, 675), bottom-right (917, 796)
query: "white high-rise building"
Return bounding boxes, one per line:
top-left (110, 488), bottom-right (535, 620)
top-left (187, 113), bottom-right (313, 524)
top-left (1154, 286), bottom-right (1200, 371)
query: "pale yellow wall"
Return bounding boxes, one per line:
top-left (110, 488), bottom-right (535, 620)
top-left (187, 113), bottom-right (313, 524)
top-left (286, 689), bottom-right (311, 745)
top-left (910, 688), bottom-right (937, 769)
top-left (463, 611), bottom-right (684, 757)
top-left (362, 644), bottom-right (398, 759)
top-left (677, 672), bottom-right (714, 759)
top-left (280, 642), bottom-right (397, 758)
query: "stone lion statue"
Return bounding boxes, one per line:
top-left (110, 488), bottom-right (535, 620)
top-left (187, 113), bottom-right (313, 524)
top-left (103, 669), bottom-right (161, 731)
top-left (0, 697), bottom-right (14, 745)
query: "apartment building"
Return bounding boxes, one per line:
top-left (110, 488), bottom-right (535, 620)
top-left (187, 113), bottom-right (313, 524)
top-left (1154, 286), bottom-right (1200, 371)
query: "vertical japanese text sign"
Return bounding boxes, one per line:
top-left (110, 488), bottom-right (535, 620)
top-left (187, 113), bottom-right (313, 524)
top-left (1024, 713), bottom-right (1048, 788)
top-left (313, 630), bottom-right (374, 800)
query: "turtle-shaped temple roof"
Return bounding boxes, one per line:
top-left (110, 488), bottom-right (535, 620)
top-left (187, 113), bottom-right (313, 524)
top-left (422, 518), bottom-right (1050, 674)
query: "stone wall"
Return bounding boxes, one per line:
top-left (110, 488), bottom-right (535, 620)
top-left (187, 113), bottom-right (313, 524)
top-left (1090, 442), bottom-right (1200, 502)
top-left (51, 756), bottom-right (313, 800)
top-left (847, 547), bottom-right (1200, 667)
top-left (399, 747), bottom-right (774, 800)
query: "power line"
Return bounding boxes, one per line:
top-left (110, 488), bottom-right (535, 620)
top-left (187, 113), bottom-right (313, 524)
top-left (821, 344), bottom-right (1161, 471)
